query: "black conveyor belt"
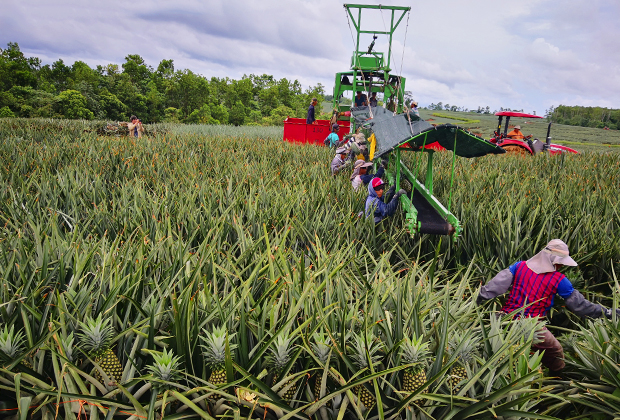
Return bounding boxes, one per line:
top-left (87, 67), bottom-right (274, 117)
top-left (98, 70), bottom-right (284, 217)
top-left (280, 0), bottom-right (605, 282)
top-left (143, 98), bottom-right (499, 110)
top-left (408, 189), bottom-right (453, 235)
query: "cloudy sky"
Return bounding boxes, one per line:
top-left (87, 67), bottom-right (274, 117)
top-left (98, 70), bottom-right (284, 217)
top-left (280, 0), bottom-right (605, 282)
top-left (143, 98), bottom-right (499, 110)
top-left (2, 0), bottom-right (619, 114)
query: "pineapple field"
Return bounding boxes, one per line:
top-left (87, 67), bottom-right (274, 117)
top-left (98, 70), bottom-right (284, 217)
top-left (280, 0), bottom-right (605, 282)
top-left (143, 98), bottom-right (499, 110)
top-left (1, 118), bottom-right (620, 420)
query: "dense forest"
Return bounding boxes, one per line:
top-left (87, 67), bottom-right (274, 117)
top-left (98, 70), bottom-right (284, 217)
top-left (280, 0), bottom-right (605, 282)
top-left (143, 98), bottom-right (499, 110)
top-left (0, 42), bottom-right (326, 125)
top-left (546, 105), bottom-right (620, 130)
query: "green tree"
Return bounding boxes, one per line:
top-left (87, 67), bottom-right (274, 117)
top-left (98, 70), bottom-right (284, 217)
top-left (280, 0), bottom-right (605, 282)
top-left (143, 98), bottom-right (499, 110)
top-left (186, 104), bottom-right (217, 124)
top-left (228, 101), bottom-right (246, 126)
top-left (211, 104), bottom-right (229, 124)
top-left (55, 89), bottom-right (94, 120)
top-left (261, 105), bottom-right (294, 126)
top-left (0, 106), bottom-right (15, 118)
top-left (99, 89), bottom-right (127, 121)
top-left (164, 107), bottom-right (181, 122)
top-left (0, 42), bottom-right (38, 91)
top-left (122, 54), bottom-right (152, 92)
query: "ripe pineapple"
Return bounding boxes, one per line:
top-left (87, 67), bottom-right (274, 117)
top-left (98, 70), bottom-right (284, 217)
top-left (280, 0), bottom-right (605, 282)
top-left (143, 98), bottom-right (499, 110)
top-left (400, 335), bottom-right (430, 394)
top-left (349, 331), bottom-right (382, 410)
top-left (200, 325), bottom-right (237, 387)
top-left (77, 314), bottom-right (123, 385)
top-left (310, 332), bottom-right (333, 401)
top-left (446, 334), bottom-right (478, 394)
top-left (267, 333), bottom-right (297, 402)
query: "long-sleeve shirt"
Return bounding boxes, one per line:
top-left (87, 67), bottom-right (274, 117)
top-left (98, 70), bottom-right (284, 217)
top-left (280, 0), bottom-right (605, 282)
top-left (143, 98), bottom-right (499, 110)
top-left (365, 181), bottom-right (400, 223)
top-left (331, 155), bottom-right (346, 175)
top-left (479, 261), bottom-right (608, 318)
top-left (306, 104), bottom-right (315, 124)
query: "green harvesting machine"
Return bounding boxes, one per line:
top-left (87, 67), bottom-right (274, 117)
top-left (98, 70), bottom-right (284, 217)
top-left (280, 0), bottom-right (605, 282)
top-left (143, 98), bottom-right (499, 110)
top-left (335, 4), bottom-right (505, 241)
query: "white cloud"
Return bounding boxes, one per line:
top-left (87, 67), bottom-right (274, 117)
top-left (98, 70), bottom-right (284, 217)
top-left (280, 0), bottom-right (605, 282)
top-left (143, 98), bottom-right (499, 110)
top-left (1, 0), bottom-right (620, 114)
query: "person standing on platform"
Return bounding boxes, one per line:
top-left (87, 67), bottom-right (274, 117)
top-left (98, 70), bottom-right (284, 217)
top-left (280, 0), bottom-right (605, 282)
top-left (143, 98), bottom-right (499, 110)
top-left (307, 98), bottom-right (318, 125)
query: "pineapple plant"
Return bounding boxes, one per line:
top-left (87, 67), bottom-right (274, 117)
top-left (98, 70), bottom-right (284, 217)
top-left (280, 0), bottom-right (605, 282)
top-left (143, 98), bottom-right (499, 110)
top-left (400, 334), bottom-right (430, 394)
top-left (310, 332), bottom-right (333, 401)
top-left (200, 325), bottom-right (237, 388)
top-left (0, 324), bottom-right (26, 367)
top-left (147, 348), bottom-right (181, 386)
top-left (77, 314), bottom-right (123, 386)
top-left (446, 333), bottom-right (478, 394)
top-left (266, 333), bottom-right (297, 402)
top-left (349, 331), bottom-right (382, 410)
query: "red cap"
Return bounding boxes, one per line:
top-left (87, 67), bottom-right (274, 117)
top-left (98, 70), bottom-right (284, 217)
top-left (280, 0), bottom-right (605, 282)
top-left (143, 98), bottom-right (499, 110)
top-left (371, 178), bottom-right (384, 189)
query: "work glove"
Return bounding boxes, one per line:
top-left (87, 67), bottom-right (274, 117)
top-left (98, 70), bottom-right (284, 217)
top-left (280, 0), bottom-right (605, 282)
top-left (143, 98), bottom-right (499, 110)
top-left (396, 189), bottom-right (407, 198)
top-left (605, 308), bottom-right (620, 319)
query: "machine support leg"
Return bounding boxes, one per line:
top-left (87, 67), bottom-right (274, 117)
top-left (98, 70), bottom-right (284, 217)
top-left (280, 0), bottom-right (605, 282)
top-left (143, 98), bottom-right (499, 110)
top-left (426, 151), bottom-right (434, 195)
top-left (395, 149), bottom-right (401, 191)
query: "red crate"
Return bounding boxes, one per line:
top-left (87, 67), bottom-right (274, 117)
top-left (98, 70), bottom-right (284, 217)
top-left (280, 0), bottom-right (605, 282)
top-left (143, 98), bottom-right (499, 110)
top-left (283, 118), bottom-right (351, 146)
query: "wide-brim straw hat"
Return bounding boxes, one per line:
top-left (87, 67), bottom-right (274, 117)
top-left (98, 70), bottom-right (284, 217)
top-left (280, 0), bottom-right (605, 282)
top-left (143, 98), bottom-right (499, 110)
top-left (526, 239), bottom-right (577, 274)
top-left (354, 160), bottom-right (373, 170)
top-left (514, 125), bottom-right (521, 130)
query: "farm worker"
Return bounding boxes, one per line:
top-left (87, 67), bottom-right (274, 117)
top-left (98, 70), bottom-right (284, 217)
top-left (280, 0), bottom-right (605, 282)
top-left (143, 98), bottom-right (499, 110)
top-left (477, 239), bottom-right (620, 374)
top-left (324, 124), bottom-right (340, 148)
top-left (331, 147), bottom-right (349, 175)
top-left (349, 133), bottom-right (368, 161)
top-left (354, 91), bottom-right (368, 107)
top-left (507, 125), bottom-right (525, 139)
top-left (365, 178), bottom-right (406, 223)
top-left (369, 92), bottom-right (378, 107)
top-left (410, 101), bottom-right (420, 118)
top-left (351, 159), bottom-right (386, 191)
top-left (128, 115), bottom-right (144, 138)
top-left (306, 98), bottom-right (318, 125)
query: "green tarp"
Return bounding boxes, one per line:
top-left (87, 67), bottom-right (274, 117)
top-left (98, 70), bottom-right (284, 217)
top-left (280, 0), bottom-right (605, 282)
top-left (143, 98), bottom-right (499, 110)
top-left (369, 112), bottom-right (505, 158)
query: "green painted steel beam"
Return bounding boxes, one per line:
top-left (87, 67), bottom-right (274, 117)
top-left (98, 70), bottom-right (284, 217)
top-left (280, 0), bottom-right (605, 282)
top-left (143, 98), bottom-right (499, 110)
top-left (400, 194), bottom-right (421, 234)
top-left (344, 4), bottom-right (411, 11)
top-left (398, 158), bottom-right (462, 240)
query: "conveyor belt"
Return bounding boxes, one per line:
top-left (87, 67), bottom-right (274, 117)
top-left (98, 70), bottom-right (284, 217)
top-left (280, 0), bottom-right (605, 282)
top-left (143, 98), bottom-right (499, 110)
top-left (408, 189), bottom-right (454, 235)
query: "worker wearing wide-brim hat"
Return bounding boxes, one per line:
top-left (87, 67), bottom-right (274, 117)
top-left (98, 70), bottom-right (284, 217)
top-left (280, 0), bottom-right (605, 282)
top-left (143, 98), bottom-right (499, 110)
top-left (350, 159), bottom-right (386, 191)
top-left (331, 147), bottom-right (349, 175)
top-left (477, 239), bottom-right (620, 373)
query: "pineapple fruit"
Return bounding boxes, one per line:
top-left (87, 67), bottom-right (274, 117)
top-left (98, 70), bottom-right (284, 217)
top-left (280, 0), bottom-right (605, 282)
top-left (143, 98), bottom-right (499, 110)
top-left (400, 335), bottom-right (430, 394)
top-left (147, 348), bottom-right (181, 385)
top-left (349, 331), bottom-right (382, 410)
top-left (77, 314), bottom-right (123, 386)
top-left (310, 332), bottom-right (333, 402)
top-left (201, 325), bottom-right (237, 398)
top-left (267, 333), bottom-right (297, 402)
top-left (446, 334), bottom-right (478, 394)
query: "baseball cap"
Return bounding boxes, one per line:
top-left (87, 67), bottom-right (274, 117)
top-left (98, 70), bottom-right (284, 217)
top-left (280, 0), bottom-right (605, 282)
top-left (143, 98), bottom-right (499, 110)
top-left (371, 178), bottom-right (385, 189)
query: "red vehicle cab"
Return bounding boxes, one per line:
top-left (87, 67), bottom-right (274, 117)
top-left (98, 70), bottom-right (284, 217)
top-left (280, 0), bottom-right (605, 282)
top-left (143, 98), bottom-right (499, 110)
top-left (490, 111), bottom-right (578, 155)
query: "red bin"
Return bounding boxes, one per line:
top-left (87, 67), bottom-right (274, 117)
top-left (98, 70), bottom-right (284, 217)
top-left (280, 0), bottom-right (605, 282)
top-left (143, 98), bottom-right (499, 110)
top-left (283, 118), bottom-right (351, 146)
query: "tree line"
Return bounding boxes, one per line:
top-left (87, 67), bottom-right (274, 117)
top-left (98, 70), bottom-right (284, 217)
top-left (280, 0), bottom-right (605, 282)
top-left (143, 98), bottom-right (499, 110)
top-left (0, 42), bottom-right (326, 125)
top-left (546, 105), bottom-right (620, 130)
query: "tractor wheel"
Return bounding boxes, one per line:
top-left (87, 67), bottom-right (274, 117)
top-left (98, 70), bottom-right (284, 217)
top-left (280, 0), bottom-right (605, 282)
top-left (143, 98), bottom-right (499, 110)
top-left (501, 145), bottom-right (530, 156)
